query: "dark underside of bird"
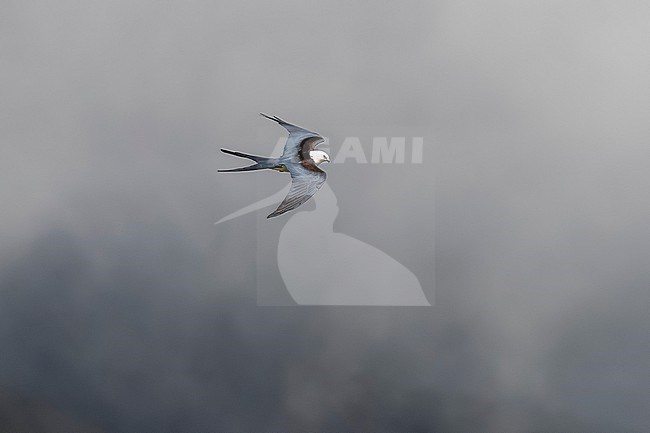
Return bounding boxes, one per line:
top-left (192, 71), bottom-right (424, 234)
top-left (218, 114), bottom-right (329, 219)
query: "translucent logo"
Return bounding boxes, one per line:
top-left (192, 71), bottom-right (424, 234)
top-left (217, 133), bottom-right (434, 306)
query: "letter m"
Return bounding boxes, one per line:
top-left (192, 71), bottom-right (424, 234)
top-left (371, 137), bottom-right (405, 163)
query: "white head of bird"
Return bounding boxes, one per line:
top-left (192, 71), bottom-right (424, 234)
top-left (309, 150), bottom-right (330, 165)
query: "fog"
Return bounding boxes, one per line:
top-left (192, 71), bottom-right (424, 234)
top-left (1, 1), bottom-right (649, 431)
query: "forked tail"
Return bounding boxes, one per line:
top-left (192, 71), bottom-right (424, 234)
top-left (218, 148), bottom-right (277, 172)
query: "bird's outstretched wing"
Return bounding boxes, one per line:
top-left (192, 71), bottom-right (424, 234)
top-left (260, 113), bottom-right (324, 162)
top-left (267, 162), bottom-right (326, 218)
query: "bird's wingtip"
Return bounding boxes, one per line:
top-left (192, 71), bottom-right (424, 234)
top-left (259, 112), bottom-right (286, 124)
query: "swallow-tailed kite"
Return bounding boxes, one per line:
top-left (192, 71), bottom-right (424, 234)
top-left (219, 113), bottom-right (330, 218)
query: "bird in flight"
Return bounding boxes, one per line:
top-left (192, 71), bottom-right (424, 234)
top-left (219, 113), bottom-right (330, 218)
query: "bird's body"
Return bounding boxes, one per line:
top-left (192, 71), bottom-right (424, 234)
top-left (219, 114), bottom-right (330, 218)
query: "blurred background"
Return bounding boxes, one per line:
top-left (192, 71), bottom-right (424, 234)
top-left (1, 1), bottom-right (649, 431)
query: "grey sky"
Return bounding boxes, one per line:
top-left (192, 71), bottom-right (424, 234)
top-left (1, 1), bottom-right (649, 431)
